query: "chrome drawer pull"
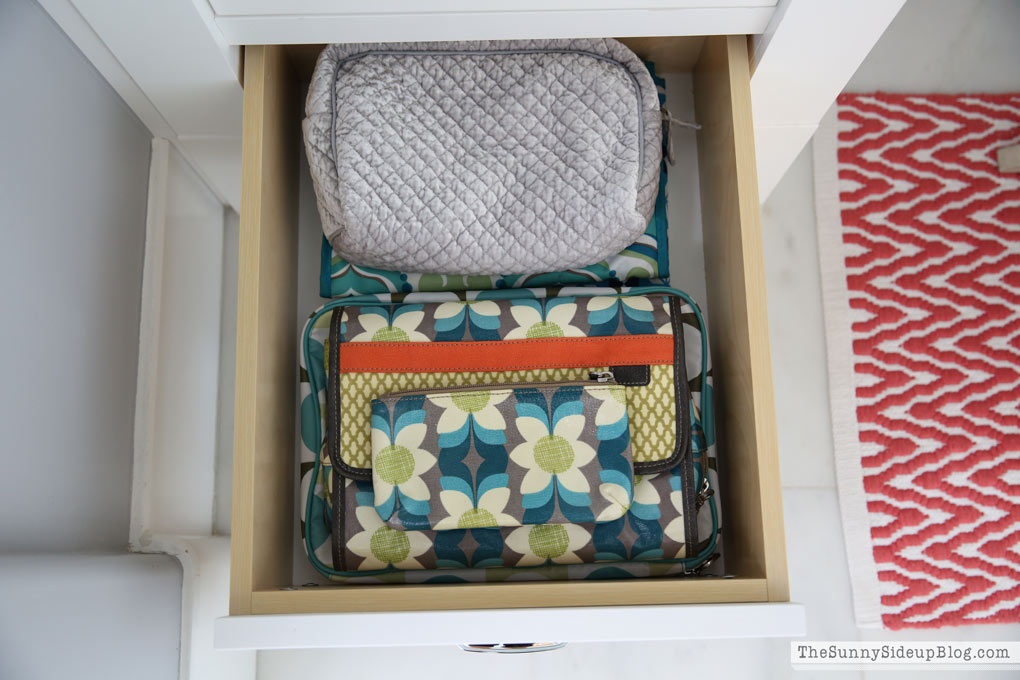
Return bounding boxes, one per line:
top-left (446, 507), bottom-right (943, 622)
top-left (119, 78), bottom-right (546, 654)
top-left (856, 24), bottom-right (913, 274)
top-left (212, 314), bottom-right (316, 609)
top-left (459, 642), bottom-right (567, 654)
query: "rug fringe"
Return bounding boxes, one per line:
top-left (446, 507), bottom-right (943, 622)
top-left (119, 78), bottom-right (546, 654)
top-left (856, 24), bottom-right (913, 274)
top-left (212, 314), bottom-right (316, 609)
top-left (813, 105), bottom-right (883, 629)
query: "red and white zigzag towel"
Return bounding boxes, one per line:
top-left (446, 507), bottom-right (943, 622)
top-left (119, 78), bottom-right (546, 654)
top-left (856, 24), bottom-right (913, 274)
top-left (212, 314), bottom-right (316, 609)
top-left (815, 93), bottom-right (1020, 629)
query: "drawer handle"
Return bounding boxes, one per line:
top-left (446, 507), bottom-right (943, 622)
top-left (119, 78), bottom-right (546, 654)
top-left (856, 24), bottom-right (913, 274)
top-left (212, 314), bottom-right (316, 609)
top-left (459, 642), bottom-right (567, 654)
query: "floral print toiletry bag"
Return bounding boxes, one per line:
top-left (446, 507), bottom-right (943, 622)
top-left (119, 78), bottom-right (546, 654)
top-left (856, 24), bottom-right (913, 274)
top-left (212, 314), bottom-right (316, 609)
top-left (299, 286), bottom-right (719, 583)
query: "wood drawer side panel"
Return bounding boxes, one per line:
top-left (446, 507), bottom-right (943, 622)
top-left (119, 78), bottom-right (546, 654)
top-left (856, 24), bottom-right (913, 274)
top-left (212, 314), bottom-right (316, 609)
top-left (230, 44), bottom-right (300, 615)
top-left (692, 36), bottom-right (789, 601)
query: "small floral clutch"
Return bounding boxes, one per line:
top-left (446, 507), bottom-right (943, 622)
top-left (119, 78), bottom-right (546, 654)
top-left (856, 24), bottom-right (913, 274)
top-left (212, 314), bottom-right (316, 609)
top-left (370, 382), bottom-right (634, 531)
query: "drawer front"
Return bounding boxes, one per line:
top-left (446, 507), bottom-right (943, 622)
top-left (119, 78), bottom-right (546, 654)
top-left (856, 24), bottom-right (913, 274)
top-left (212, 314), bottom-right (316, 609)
top-left (214, 603), bottom-right (806, 650)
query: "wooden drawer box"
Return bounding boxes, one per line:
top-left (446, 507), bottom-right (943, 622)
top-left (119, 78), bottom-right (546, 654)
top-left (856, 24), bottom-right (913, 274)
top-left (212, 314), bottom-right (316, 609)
top-left (229, 35), bottom-right (788, 619)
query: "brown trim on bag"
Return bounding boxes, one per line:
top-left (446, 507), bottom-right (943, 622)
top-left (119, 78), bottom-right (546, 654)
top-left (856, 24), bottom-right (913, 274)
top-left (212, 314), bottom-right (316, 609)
top-left (679, 430), bottom-right (698, 559)
top-left (328, 309), bottom-right (373, 481)
top-left (331, 468), bottom-right (345, 571)
top-left (631, 295), bottom-right (691, 475)
top-left (610, 364), bottom-right (650, 386)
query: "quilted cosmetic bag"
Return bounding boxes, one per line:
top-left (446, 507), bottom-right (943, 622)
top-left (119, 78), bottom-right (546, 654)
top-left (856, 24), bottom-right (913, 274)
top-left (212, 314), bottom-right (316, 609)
top-left (298, 286), bottom-right (720, 584)
top-left (304, 39), bottom-right (663, 275)
top-left (317, 61), bottom-right (671, 298)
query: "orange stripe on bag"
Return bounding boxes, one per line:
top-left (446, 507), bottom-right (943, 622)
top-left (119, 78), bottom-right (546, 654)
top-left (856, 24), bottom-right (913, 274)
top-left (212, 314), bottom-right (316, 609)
top-left (337, 335), bottom-right (674, 373)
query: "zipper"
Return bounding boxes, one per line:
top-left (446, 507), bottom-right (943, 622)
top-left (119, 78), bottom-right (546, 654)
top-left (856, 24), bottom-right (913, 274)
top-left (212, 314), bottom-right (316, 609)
top-left (695, 476), bottom-right (715, 510)
top-left (381, 371), bottom-right (616, 399)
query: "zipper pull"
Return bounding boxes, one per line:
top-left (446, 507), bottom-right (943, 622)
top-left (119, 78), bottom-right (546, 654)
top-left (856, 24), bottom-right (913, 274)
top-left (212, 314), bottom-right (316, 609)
top-left (685, 552), bottom-right (721, 577)
top-left (588, 371), bottom-right (615, 383)
top-left (696, 477), bottom-right (715, 509)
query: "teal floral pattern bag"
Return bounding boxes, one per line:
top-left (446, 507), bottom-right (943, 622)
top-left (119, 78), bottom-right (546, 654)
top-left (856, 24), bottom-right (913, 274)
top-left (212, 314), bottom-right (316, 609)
top-left (299, 286), bottom-right (720, 584)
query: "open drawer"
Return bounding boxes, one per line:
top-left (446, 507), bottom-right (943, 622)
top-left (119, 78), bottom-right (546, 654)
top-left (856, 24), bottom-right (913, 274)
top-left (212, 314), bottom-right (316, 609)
top-left (222, 35), bottom-right (799, 646)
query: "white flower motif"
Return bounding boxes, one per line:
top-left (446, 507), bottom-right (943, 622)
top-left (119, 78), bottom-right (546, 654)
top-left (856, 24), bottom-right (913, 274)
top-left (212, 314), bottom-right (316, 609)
top-left (434, 299), bottom-right (501, 322)
top-left (595, 481), bottom-right (631, 522)
top-left (587, 295), bottom-right (654, 315)
top-left (504, 302), bottom-right (584, 340)
top-left (628, 473), bottom-right (663, 522)
top-left (627, 295), bottom-right (654, 312)
top-left (427, 390), bottom-right (511, 435)
top-left (371, 419), bottom-right (436, 507)
top-left (433, 486), bottom-right (517, 530)
top-left (347, 506), bottom-right (431, 570)
top-left (505, 524), bottom-right (591, 566)
top-left (584, 386), bottom-right (628, 428)
top-left (663, 489), bottom-right (687, 547)
top-left (658, 301), bottom-right (672, 335)
top-left (586, 296), bottom-right (617, 314)
top-left (633, 474), bottom-right (661, 507)
top-left (352, 309), bottom-right (429, 342)
top-left (433, 301), bottom-right (465, 321)
top-left (510, 412), bottom-right (596, 496)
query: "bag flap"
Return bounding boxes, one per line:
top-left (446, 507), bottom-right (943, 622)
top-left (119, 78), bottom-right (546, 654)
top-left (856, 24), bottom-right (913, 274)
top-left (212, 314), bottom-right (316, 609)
top-left (327, 293), bottom-right (690, 482)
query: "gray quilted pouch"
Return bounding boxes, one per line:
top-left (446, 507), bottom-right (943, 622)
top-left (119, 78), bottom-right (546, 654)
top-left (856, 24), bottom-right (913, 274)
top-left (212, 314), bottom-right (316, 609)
top-left (304, 39), bottom-right (662, 275)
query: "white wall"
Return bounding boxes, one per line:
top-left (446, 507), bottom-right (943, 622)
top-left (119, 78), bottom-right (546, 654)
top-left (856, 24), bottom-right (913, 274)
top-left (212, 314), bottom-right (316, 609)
top-left (214, 210), bottom-right (239, 536)
top-left (0, 554), bottom-right (183, 679)
top-left (0, 0), bottom-right (150, 552)
top-left (146, 147), bottom-right (226, 538)
top-left (0, 1), bottom-right (184, 679)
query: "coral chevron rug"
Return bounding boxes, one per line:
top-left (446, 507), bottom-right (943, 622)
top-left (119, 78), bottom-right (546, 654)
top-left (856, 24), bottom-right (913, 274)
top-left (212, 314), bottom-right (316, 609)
top-left (814, 93), bottom-right (1020, 629)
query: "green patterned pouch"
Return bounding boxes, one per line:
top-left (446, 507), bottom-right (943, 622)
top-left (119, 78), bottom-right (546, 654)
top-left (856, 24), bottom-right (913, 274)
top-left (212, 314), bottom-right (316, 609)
top-left (370, 382), bottom-right (634, 531)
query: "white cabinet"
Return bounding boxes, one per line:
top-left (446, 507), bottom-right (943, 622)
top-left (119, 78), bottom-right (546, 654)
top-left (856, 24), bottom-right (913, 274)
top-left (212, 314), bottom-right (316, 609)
top-left (34, 0), bottom-right (905, 657)
top-left (40, 0), bottom-right (905, 206)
